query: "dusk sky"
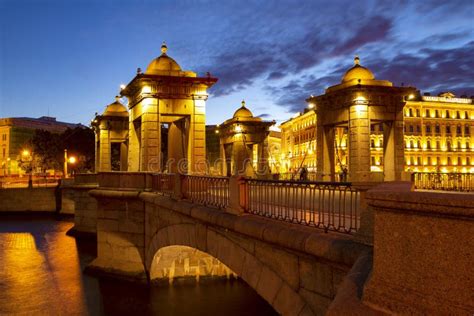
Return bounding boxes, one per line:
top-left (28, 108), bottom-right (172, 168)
top-left (0, 0), bottom-right (473, 126)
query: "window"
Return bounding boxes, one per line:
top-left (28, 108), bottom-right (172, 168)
top-left (448, 157), bottom-right (452, 165)
top-left (437, 157), bottom-right (441, 165)
top-left (467, 157), bottom-right (471, 165)
top-left (426, 125), bottom-right (431, 133)
top-left (445, 110), bottom-right (449, 118)
top-left (371, 125), bottom-right (375, 132)
top-left (465, 125), bottom-right (470, 134)
top-left (409, 125), bottom-right (414, 133)
top-left (435, 124), bottom-right (440, 133)
top-left (457, 125), bottom-right (462, 134)
top-left (457, 111), bottom-right (461, 119)
top-left (409, 108), bottom-right (413, 117)
top-left (416, 125), bottom-right (421, 133)
top-left (428, 156), bottom-right (432, 165)
top-left (426, 109), bottom-right (430, 117)
top-left (410, 157), bottom-right (414, 165)
top-left (446, 125), bottom-right (451, 134)
top-left (416, 109), bottom-right (420, 117)
top-left (371, 139), bottom-right (375, 148)
top-left (2, 148), bottom-right (5, 158)
top-left (457, 142), bottom-right (461, 150)
top-left (458, 157), bottom-right (462, 165)
top-left (465, 111), bottom-right (469, 119)
top-left (436, 141), bottom-right (440, 149)
top-left (417, 140), bottom-right (421, 148)
top-left (417, 157), bottom-right (421, 165)
top-left (467, 142), bottom-right (470, 149)
top-left (435, 110), bottom-right (439, 118)
top-left (446, 141), bottom-right (451, 151)
top-left (379, 124), bottom-right (384, 132)
top-left (427, 141), bottom-right (431, 149)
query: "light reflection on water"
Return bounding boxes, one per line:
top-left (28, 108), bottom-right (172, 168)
top-left (0, 216), bottom-right (276, 316)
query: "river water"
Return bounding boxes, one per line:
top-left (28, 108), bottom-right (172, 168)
top-left (0, 215), bottom-right (276, 315)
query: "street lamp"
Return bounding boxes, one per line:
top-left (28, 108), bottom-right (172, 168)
top-left (64, 149), bottom-right (77, 178)
top-left (20, 149), bottom-right (33, 187)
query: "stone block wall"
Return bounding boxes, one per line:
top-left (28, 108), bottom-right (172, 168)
top-left (73, 187), bottom-right (98, 234)
top-left (363, 183), bottom-right (474, 315)
top-left (0, 187), bottom-right (57, 212)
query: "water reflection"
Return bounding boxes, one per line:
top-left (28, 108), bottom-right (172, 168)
top-left (0, 215), bottom-right (276, 315)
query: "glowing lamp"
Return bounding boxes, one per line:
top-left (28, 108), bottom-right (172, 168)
top-left (234, 125), bottom-right (242, 133)
top-left (22, 150), bottom-right (30, 157)
top-left (68, 157), bottom-right (76, 164)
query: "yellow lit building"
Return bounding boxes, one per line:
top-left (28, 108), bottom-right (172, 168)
top-left (403, 93), bottom-right (473, 173)
top-left (279, 58), bottom-right (474, 177)
top-left (280, 109), bottom-right (317, 174)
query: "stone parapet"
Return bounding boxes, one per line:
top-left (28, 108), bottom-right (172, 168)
top-left (363, 182), bottom-right (474, 315)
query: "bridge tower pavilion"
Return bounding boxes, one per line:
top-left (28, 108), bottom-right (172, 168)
top-left (91, 96), bottom-right (129, 172)
top-left (120, 43), bottom-right (217, 173)
top-left (307, 56), bottom-right (417, 182)
top-left (217, 101), bottom-right (275, 177)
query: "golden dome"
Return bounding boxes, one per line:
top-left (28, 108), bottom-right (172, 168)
top-left (342, 56), bottom-right (375, 83)
top-left (145, 42), bottom-right (182, 75)
top-left (233, 100), bottom-right (254, 118)
top-left (103, 96), bottom-right (128, 117)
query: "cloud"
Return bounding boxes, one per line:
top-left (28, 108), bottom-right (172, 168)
top-left (267, 40), bottom-right (474, 113)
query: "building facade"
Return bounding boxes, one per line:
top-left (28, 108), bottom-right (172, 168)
top-left (0, 116), bottom-right (81, 176)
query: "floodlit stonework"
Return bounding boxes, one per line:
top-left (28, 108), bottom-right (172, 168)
top-left (119, 43), bottom-right (217, 174)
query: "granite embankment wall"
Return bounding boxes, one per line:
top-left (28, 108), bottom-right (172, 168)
top-left (0, 187), bottom-right (58, 212)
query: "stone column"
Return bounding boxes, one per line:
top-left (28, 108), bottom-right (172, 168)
top-left (140, 100), bottom-right (160, 172)
top-left (128, 117), bottom-right (141, 172)
top-left (316, 121), bottom-right (335, 181)
top-left (257, 139), bottom-right (270, 177)
top-left (348, 104), bottom-right (371, 182)
top-left (191, 98), bottom-right (206, 174)
top-left (383, 118), bottom-right (405, 181)
top-left (99, 127), bottom-right (111, 171)
top-left (232, 135), bottom-right (253, 177)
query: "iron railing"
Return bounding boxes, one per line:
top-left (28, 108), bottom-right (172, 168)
top-left (244, 179), bottom-right (360, 233)
top-left (412, 172), bottom-right (474, 192)
top-left (182, 175), bottom-right (230, 209)
top-left (151, 173), bottom-right (175, 196)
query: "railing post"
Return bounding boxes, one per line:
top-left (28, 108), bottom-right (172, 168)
top-left (173, 174), bottom-right (184, 200)
top-left (226, 176), bottom-right (245, 215)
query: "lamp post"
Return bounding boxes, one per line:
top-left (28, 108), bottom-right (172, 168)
top-left (63, 149), bottom-right (77, 178)
top-left (21, 149), bottom-right (33, 187)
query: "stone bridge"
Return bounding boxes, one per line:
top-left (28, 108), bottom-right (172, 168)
top-left (84, 173), bottom-right (370, 316)
top-left (68, 173), bottom-right (473, 315)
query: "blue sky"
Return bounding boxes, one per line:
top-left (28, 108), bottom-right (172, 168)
top-left (0, 0), bottom-right (473, 126)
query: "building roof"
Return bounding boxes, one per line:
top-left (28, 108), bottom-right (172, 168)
top-left (341, 56), bottom-right (375, 82)
top-left (233, 101), bottom-right (255, 119)
top-left (144, 42), bottom-right (196, 77)
top-left (102, 96), bottom-right (128, 117)
top-left (0, 116), bottom-right (83, 133)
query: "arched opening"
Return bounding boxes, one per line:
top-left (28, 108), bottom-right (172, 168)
top-left (149, 245), bottom-right (237, 284)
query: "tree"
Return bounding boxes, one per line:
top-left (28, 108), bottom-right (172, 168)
top-left (29, 126), bottom-right (95, 173)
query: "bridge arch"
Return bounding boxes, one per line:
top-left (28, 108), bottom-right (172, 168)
top-left (145, 223), bottom-right (310, 315)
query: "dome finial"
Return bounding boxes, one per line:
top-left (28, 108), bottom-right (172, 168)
top-left (161, 41), bottom-right (168, 55)
top-left (354, 55), bottom-right (360, 65)
top-left (241, 100), bottom-right (246, 107)
top-left (115, 95), bottom-right (121, 102)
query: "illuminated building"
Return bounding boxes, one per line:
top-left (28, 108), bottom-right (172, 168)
top-left (91, 96), bottom-right (129, 172)
top-left (0, 116), bottom-right (82, 176)
top-left (280, 109), bottom-right (317, 175)
top-left (280, 56), bottom-right (473, 181)
top-left (119, 43), bottom-right (217, 173)
top-left (403, 92), bottom-right (473, 173)
top-left (216, 101), bottom-right (275, 177)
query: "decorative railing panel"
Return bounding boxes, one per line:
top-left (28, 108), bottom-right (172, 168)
top-left (412, 172), bottom-right (473, 192)
top-left (182, 175), bottom-right (229, 209)
top-left (245, 179), bottom-right (360, 234)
